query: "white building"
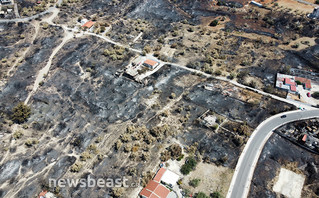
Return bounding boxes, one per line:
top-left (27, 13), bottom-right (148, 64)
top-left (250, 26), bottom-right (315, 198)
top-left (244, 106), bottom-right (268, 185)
top-left (309, 7), bottom-right (319, 19)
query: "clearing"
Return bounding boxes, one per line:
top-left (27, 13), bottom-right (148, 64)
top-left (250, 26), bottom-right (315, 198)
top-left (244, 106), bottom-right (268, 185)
top-left (273, 168), bottom-right (305, 198)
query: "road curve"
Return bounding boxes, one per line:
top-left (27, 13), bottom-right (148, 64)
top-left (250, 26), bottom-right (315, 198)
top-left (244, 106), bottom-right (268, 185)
top-left (227, 109), bottom-right (319, 198)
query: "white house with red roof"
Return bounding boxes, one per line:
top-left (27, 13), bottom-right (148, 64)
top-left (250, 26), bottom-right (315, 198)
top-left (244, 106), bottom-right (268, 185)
top-left (276, 73), bottom-right (312, 94)
top-left (139, 168), bottom-right (179, 198)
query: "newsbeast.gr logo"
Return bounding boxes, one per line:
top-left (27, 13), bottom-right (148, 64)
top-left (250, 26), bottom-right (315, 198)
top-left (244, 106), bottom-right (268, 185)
top-left (49, 176), bottom-right (140, 188)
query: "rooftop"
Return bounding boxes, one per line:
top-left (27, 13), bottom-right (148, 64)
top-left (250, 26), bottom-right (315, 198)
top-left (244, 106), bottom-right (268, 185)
top-left (161, 169), bottom-right (179, 186)
top-left (153, 168), bottom-right (166, 183)
top-left (290, 85), bottom-right (297, 92)
top-left (284, 78), bottom-right (295, 86)
top-left (143, 59), bottom-right (158, 67)
top-left (38, 191), bottom-right (47, 198)
top-left (139, 180), bottom-right (170, 198)
top-left (82, 21), bottom-right (95, 28)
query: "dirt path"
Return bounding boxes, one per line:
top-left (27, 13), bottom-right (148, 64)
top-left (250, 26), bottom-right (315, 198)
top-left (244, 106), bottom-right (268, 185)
top-left (24, 26), bottom-right (73, 104)
top-left (5, 160), bottom-right (57, 198)
top-left (43, 7), bottom-right (59, 25)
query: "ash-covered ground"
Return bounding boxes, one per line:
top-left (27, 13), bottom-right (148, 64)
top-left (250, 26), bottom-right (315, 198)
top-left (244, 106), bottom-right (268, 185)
top-left (0, 27), bottom-right (294, 197)
top-left (249, 133), bottom-right (319, 198)
top-left (0, 0), bottom-right (318, 197)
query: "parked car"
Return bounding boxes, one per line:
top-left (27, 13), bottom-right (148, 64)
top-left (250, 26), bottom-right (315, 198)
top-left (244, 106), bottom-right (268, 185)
top-left (281, 115), bottom-right (287, 118)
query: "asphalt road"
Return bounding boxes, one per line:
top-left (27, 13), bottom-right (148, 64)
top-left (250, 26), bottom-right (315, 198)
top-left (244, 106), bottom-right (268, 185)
top-left (227, 109), bottom-right (319, 198)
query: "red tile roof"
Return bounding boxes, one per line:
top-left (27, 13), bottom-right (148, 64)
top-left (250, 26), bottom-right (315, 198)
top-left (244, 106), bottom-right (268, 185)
top-left (302, 134), bottom-right (307, 142)
top-left (153, 168), bottom-right (166, 183)
top-left (295, 77), bottom-right (309, 83)
top-left (139, 180), bottom-right (170, 198)
top-left (284, 78), bottom-right (295, 86)
top-left (295, 77), bottom-right (311, 89)
top-left (82, 21), bottom-right (95, 28)
top-left (153, 184), bottom-right (170, 198)
top-left (140, 188), bottom-right (153, 198)
top-left (305, 83), bottom-right (312, 89)
top-left (144, 59), bottom-right (158, 67)
top-left (290, 85), bottom-right (297, 92)
top-left (38, 191), bottom-right (47, 198)
top-left (150, 194), bottom-right (160, 198)
top-left (146, 180), bottom-right (159, 192)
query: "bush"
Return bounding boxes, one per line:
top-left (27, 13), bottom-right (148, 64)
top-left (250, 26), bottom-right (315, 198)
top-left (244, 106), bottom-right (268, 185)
top-left (211, 191), bottom-right (223, 198)
top-left (161, 144), bottom-right (182, 161)
top-left (111, 187), bottom-right (124, 197)
top-left (100, 26), bottom-right (106, 32)
top-left (195, 192), bottom-right (209, 198)
top-left (209, 20), bottom-right (219, 27)
top-left (70, 162), bottom-right (82, 172)
top-left (25, 139), bottom-right (39, 147)
top-left (215, 70), bottom-right (222, 76)
top-left (13, 130), bottom-right (23, 139)
top-left (143, 45), bottom-right (151, 53)
top-left (11, 102), bottom-right (31, 124)
top-left (312, 92), bottom-right (319, 99)
top-left (177, 154), bottom-right (184, 161)
top-left (170, 93), bottom-right (176, 99)
top-left (180, 157), bottom-right (197, 175)
top-left (42, 22), bottom-right (49, 30)
top-left (229, 73), bottom-right (236, 80)
top-left (188, 26), bottom-right (194, 32)
top-left (291, 43), bottom-right (299, 48)
top-left (295, 80), bottom-right (302, 85)
top-left (189, 178), bottom-right (201, 188)
top-left (212, 124), bottom-right (218, 131)
top-left (182, 189), bottom-right (192, 197)
top-left (169, 144), bottom-right (182, 158)
top-left (171, 43), bottom-right (177, 48)
top-left (80, 151), bottom-right (92, 161)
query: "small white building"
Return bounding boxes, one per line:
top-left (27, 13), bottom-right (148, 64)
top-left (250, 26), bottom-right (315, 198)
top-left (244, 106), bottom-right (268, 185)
top-left (308, 7), bottom-right (319, 19)
top-left (82, 21), bottom-right (95, 32)
top-left (161, 169), bottom-right (180, 187)
top-left (1, 0), bottom-right (12, 4)
top-left (80, 19), bottom-right (88, 26)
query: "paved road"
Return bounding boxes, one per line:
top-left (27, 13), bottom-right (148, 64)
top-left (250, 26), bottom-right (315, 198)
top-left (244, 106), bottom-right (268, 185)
top-left (167, 62), bottom-right (315, 110)
top-left (295, 0), bottom-right (317, 7)
top-left (0, 7), bottom-right (54, 23)
top-left (227, 109), bottom-right (319, 198)
top-left (0, 0), bottom-right (63, 24)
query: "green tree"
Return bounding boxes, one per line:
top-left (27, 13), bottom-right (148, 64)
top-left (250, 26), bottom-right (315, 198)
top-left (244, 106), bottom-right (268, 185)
top-left (181, 157), bottom-right (197, 175)
top-left (189, 178), bottom-right (201, 188)
top-left (11, 102), bottom-right (31, 124)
